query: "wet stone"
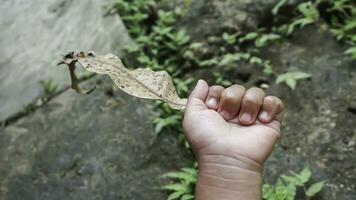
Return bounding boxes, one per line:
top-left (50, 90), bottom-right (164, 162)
top-left (0, 78), bottom-right (193, 200)
top-left (0, 0), bottom-right (132, 121)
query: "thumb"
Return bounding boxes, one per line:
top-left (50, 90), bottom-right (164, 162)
top-left (185, 79), bottom-right (209, 113)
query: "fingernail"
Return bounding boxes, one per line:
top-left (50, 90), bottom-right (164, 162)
top-left (196, 79), bottom-right (204, 87)
top-left (259, 111), bottom-right (269, 121)
top-left (220, 110), bottom-right (230, 119)
top-left (207, 98), bottom-right (217, 108)
top-left (240, 113), bottom-right (252, 122)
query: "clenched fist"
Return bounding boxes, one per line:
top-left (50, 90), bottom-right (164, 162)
top-left (183, 80), bottom-right (284, 200)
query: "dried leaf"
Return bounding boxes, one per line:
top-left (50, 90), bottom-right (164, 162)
top-left (58, 51), bottom-right (187, 110)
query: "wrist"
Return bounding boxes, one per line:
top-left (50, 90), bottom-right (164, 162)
top-left (195, 154), bottom-right (263, 200)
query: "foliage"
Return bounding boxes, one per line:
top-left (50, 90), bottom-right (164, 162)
top-left (263, 166), bottom-right (324, 200)
top-left (273, 0), bottom-right (356, 60)
top-left (345, 46), bottom-right (356, 59)
top-left (111, 0), bottom-right (204, 141)
top-left (272, 0), bottom-right (288, 16)
top-left (276, 72), bottom-right (311, 90)
top-left (162, 165), bottom-right (324, 200)
top-left (286, 1), bottom-right (320, 35)
top-left (107, 0), bottom-right (157, 37)
top-left (39, 79), bottom-right (57, 96)
top-left (154, 114), bottom-right (182, 134)
top-left (161, 165), bottom-right (197, 200)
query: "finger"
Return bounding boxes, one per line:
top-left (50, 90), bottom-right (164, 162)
top-left (258, 96), bottom-right (284, 123)
top-left (239, 87), bottom-right (265, 125)
top-left (217, 84), bottom-right (246, 120)
top-left (185, 79), bottom-right (209, 113)
top-left (205, 85), bottom-right (224, 110)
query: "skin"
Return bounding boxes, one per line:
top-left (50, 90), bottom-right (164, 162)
top-left (183, 80), bottom-right (284, 200)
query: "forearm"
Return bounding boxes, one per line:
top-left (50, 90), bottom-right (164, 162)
top-left (195, 155), bottom-right (263, 200)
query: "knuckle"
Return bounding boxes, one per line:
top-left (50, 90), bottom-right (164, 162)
top-left (211, 85), bottom-right (224, 90)
top-left (243, 95), bottom-right (260, 105)
top-left (265, 96), bottom-right (284, 111)
top-left (221, 90), bottom-right (236, 101)
top-left (222, 84), bottom-right (245, 99)
top-left (266, 96), bottom-right (283, 105)
top-left (230, 84), bottom-right (246, 92)
top-left (210, 85), bottom-right (224, 93)
top-left (249, 87), bottom-right (265, 95)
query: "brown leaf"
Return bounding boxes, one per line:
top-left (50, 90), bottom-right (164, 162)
top-left (59, 51), bottom-right (187, 110)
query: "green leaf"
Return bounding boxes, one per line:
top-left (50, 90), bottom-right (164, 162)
top-left (285, 183), bottom-right (297, 200)
top-left (239, 32), bottom-right (259, 43)
top-left (345, 47), bottom-right (356, 59)
top-left (189, 42), bottom-right (203, 49)
top-left (153, 25), bottom-right (173, 35)
top-left (222, 32), bottom-right (236, 44)
top-left (199, 58), bottom-right (219, 67)
top-left (298, 2), bottom-right (319, 20)
top-left (286, 77), bottom-right (296, 89)
top-left (158, 10), bottom-right (176, 25)
top-left (249, 56), bottom-right (263, 65)
top-left (272, 0), bottom-right (288, 15)
top-left (181, 168), bottom-right (198, 175)
top-left (221, 80), bottom-right (232, 87)
top-left (292, 72), bottom-right (312, 80)
top-left (181, 194), bottom-right (194, 200)
top-left (262, 184), bottom-right (276, 200)
top-left (162, 171), bottom-right (196, 183)
top-left (275, 179), bottom-right (288, 200)
top-left (137, 55), bottom-right (150, 64)
top-left (154, 115), bottom-right (181, 134)
top-left (306, 181), bottom-right (324, 197)
top-left (263, 62), bottom-right (274, 75)
top-left (219, 53), bottom-right (241, 66)
top-left (255, 33), bottom-right (281, 47)
top-left (39, 79), bottom-right (58, 95)
top-left (281, 175), bottom-right (302, 186)
top-left (343, 20), bottom-right (356, 32)
top-left (162, 184), bottom-right (188, 192)
top-left (276, 71), bottom-right (311, 89)
top-left (299, 166), bottom-right (312, 183)
top-left (167, 191), bottom-right (184, 200)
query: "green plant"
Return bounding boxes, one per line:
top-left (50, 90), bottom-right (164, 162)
top-left (154, 114), bottom-right (182, 134)
top-left (222, 32), bottom-right (237, 44)
top-left (109, 0), bottom-right (158, 37)
top-left (162, 165), bottom-right (197, 200)
top-left (39, 79), bottom-right (57, 96)
top-left (345, 46), bottom-right (356, 59)
top-left (163, 166), bottom-right (324, 200)
top-left (287, 1), bottom-right (321, 35)
top-left (272, 0), bottom-right (288, 16)
top-left (263, 166), bottom-right (324, 200)
top-left (273, 0), bottom-right (356, 60)
top-left (276, 71), bottom-right (311, 90)
top-left (21, 102), bottom-right (37, 113)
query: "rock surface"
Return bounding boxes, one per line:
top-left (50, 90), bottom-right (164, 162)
top-left (262, 27), bottom-right (356, 199)
top-left (0, 78), bottom-right (192, 200)
top-left (0, 0), bottom-right (132, 121)
top-left (163, 0), bottom-right (301, 39)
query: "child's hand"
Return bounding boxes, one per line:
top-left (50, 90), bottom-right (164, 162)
top-left (183, 80), bottom-right (284, 200)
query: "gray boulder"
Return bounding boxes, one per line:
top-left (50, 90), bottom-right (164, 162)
top-left (162, 0), bottom-right (301, 39)
top-left (0, 78), bottom-right (193, 200)
top-left (0, 0), bottom-right (132, 121)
